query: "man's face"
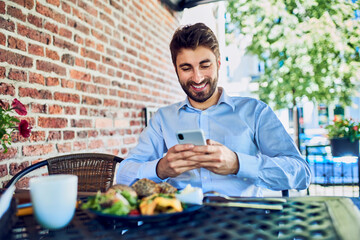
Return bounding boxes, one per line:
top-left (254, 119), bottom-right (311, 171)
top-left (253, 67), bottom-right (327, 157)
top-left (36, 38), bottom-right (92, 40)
top-left (175, 46), bottom-right (219, 104)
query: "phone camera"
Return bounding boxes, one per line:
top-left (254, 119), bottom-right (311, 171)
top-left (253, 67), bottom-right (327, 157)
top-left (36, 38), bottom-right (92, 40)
top-left (178, 134), bottom-right (184, 140)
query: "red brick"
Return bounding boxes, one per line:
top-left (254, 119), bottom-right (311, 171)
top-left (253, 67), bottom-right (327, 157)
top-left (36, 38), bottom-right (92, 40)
top-left (78, 0), bottom-right (97, 17)
top-left (107, 139), bottom-right (121, 147)
top-left (80, 47), bottom-right (100, 61)
top-left (82, 95), bottom-right (101, 105)
top-left (49, 104), bottom-right (63, 114)
top-left (36, 60), bottom-right (66, 76)
top-left (77, 131), bottom-right (87, 138)
top-left (0, 1), bottom-right (5, 14)
top-left (59, 27), bottom-right (72, 39)
top-left (89, 139), bottom-right (104, 149)
top-left (0, 49), bottom-right (32, 67)
top-left (75, 57), bottom-right (85, 67)
top-left (63, 131), bottom-right (75, 140)
top-left (0, 164), bottom-right (8, 178)
top-left (8, 68), bottom-right (27, 82)
top-left (61, 79), bottom-right (75, 89)
top-left (0, 16), bottom-right (15, 32)
top-left (46, 48), bottom-right (59, 60)
top-left (10, 0), bottom-right (34, 10)
top-left (31, 103), bottom-right (47, 113)
top-left (0, 66), bottom-right (5, 78)
top-left (86, 60), bottom-right (97, 70)
top-left (74, 34), bottom-right (83, 44)
top-left (44, 21), bottom-right (58, 33)
top-left (61, 54), bottom-right (75, 66)
top-left (73, 141), bottom-right (86, 151)
top-left (22, 144), bottom-right (54, 156)
top-left (46, 77), bottom-right (59, 86)
top-left (104, 99), bottom-right (118, 107)
top-left (91, 29), bottom-right (107, 43)
top-left (8, 36), bottom-right (26, 51)
top-left (19, 87), bottom-right (52, 99)
top-left (29, 131), bottom-right (46, 142)
top-left (36, 2), bottom-right (65, 24)
top-left (0, 32), bottom-right (5, 45)
top-left (27, 14), bottom-right (42, 28)
top-left (61, 1), bottom-right (71, 13)
top-left (29, 72), bottom-right (45, 85)
top-left (54, 92), bottom-right (80, 103)
top-left (28, 43), bottom-right (44, 56)
top-left (17, 24), bottom-right (51, 44)
top-left (64, 106), bottom-right (76, 115)
top-left (38, 117), bottom-right (67, 128)
top-left (100, 12), bottom-right (114, 26)
top-left (71, 119), bottom-right (92, 128)
top-left (0, 82), bottom-right (14, 96)
top-left (80, 107), bottom-right (88, 115)
top-left (88, 130), bottom-right (98, 137)
top-left (47, 0), bottom-right (60, 7)
top-left (67, 19), bottom-right (89, 35)
top-left (9, 161), bottom-right (29, 175)
top-left (57, 142), bottom-right (72, 153)
top-left (0, 148), bottom-right (17, 160)
top-left (102, 56), bottom-right (117, 68)
top-left (48, 131), bottom-right (61, 140)
top-left (70, 69), bottom-right (91, 81)
top-left (53, 36), bottom-right (78, 52)
top-left (7, 5), bottom-right (26, 22)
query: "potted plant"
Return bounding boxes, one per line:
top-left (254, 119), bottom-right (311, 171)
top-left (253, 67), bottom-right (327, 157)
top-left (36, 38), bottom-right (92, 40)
top-left (325, 118), bottom-right (360, 157)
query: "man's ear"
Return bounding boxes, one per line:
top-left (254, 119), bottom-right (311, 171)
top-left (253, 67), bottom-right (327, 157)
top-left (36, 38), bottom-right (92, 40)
top-left (218, 58), bottom-right (221, 68)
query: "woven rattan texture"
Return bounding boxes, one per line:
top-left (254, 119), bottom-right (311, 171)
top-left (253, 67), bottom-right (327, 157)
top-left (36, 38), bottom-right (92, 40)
top-left (9, 198), bottom-right (346, 240)
top-left (47, 153), bottom-right (121, 192)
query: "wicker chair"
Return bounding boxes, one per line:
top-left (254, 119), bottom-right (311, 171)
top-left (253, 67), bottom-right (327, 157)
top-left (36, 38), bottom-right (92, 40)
top-left (5, 153), bottom-right (123, 192)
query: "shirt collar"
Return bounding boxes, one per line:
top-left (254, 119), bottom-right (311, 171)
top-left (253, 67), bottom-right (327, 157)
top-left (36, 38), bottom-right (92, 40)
top-left (177, 87), bottom-right (235, 112)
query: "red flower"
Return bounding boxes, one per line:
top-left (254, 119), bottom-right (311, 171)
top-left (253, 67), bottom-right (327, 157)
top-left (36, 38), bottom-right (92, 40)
top-left (18, 120), bottom-right (32, 138)
top-left (354, 126), bottom-right (359, 131)
top-left (12, 98), bottom-right (27, 116)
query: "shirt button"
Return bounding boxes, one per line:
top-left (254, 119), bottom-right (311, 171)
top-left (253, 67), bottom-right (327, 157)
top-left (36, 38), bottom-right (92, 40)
top-left (243, 178), bottom-right (247, 181)
top-left (203, 176), bottom-right (207, 180)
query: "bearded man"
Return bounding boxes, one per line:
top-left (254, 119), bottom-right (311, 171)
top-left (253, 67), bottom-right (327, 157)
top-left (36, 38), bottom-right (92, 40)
top-left (116, 23), bottom-right (310, 197)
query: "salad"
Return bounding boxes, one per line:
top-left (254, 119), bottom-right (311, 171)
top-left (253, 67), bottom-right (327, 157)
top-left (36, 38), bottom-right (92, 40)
top-left (81, 179), bottom-right (203, 217)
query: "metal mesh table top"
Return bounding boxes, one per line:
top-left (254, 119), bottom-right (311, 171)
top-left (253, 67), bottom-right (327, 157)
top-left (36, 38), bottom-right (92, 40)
top-left (7, 196), bottom-right (360, 240)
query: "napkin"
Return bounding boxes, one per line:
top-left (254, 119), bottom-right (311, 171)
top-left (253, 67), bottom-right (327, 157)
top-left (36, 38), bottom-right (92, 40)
top-left (0, 185), bottom-right (15, 219)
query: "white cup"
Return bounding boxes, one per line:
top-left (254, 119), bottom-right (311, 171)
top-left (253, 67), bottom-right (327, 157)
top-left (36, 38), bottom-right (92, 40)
top-left (30, 174), bottom-right (78, 230)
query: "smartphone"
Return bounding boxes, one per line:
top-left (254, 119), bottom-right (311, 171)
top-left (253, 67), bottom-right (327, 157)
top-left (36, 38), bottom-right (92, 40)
top-left (176, 129), bottom-right (206, 145)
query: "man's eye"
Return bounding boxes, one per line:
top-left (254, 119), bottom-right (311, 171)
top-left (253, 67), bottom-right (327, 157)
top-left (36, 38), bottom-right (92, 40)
top-left (181, 67), bottom-right (191, 71)
top-left (201, 65), bottom-right (210, 69)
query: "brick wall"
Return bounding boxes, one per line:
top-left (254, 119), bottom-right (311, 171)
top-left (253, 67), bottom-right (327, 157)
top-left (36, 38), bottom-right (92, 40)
top-left (0, 0), bottom-right (184, 188)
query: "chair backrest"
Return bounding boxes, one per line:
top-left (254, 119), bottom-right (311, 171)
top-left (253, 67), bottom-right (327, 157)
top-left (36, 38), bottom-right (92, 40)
top-left (5, 153), bottom-right (123, 192)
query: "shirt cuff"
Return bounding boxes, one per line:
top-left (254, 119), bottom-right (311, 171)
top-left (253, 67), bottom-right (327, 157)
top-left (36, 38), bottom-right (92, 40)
top-left (235, 152), bottom-right (262, 179)
top-left (137, 158), bottom-right (167, 182)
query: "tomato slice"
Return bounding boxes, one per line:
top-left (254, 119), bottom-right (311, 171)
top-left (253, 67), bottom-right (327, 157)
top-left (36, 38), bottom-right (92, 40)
top-left (128, 209), bottom-right (140, 216)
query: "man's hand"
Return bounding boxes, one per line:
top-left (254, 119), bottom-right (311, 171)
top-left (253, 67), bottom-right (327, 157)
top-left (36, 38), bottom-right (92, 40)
top-left (190, 139), bottom-right (239, 175)
top-left (156, 144), bottom-right (201, 179)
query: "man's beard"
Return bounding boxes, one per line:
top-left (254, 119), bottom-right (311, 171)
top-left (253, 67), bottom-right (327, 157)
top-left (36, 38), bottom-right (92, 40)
top-left (179, 74), bottom-right (218, 103)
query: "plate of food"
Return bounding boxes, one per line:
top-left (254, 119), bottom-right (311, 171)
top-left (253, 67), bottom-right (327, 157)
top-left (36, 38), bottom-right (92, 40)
top-left (81, 179), bottom-right (203, 222)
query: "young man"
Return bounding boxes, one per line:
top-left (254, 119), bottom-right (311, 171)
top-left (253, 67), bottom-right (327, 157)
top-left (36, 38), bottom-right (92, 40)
top-left (116, 23), bottom-right (310, 196)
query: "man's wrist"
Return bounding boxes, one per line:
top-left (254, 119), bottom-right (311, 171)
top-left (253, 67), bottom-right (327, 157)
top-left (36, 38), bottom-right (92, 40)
top-left (156, 158), bottom-right (166, 179)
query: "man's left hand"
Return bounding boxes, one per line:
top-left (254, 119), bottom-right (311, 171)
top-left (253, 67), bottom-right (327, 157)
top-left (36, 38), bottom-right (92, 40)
top-left (189, 139), bottom-right (239, 175)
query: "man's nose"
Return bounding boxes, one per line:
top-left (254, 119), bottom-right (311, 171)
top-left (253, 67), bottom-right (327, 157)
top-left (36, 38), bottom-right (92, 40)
top-left (193, 69), bottom-right (204, 83)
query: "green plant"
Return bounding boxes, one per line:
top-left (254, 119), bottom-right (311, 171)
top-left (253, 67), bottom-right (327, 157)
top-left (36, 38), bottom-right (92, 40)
top-left (0, 99), bottom-right (32, 153)
top-left (325, 118), bottom-right (360, 142)
top-left (226, 0), bottom-right (360, 146)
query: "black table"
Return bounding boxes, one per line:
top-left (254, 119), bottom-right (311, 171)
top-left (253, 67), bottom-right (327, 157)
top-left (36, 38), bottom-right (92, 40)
top-left (5, 196), bottom-right (360, 240)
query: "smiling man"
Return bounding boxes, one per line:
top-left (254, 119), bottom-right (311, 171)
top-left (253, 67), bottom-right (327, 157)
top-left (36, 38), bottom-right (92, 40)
top-left (116, 23), bottom-right (311, 197)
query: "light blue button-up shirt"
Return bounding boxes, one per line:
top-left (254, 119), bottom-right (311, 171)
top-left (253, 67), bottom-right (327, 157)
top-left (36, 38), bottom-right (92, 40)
top-left (116, 88), bottom-right (311, 197)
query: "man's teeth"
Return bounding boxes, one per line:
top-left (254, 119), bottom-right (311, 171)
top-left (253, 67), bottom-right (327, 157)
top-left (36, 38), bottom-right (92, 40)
top-left (192, 83), bottom-right (206, 89)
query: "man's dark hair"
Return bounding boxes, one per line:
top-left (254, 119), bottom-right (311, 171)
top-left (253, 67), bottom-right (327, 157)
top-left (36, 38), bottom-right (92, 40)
top-left (169, 23), bottom-right (220, 66)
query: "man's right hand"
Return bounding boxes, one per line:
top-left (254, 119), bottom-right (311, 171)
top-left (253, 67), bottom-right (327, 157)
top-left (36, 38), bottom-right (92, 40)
top-left (156, 144), bottom-right (200, 179)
